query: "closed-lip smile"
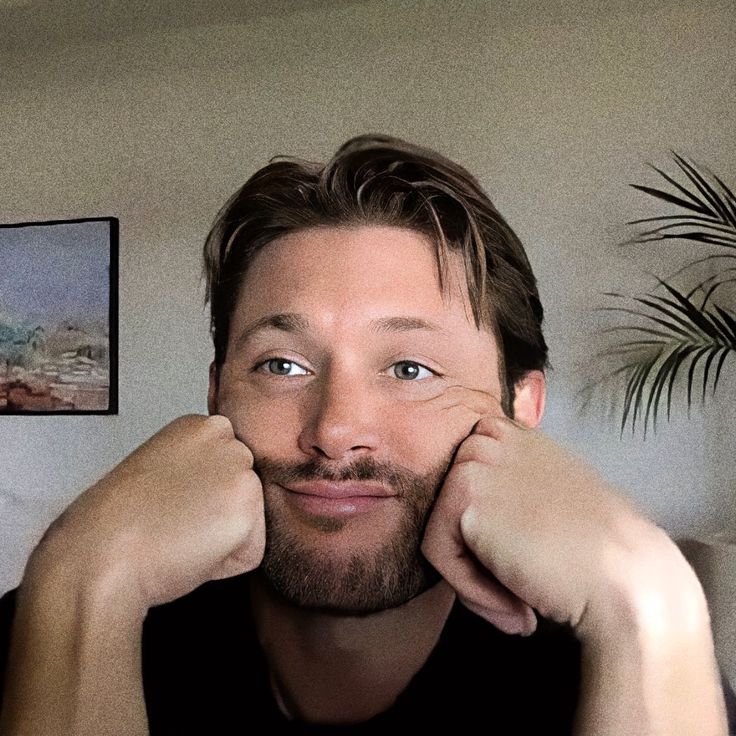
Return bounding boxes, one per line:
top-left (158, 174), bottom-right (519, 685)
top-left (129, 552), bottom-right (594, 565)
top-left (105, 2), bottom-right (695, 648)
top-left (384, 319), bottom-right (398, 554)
top-left (280, 481), bottom-right (397, 518)
top-left (284, 481), bottom-right (395, 499)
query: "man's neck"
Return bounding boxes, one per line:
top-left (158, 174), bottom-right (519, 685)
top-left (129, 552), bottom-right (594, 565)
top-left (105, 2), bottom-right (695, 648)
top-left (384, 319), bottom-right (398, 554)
top-left (248, 571), bottom-right (456, 725)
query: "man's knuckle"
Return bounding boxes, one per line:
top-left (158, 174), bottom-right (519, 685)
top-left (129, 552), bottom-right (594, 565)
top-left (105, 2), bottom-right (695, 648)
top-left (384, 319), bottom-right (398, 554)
top-left (176, 413), bottom-right (206, 426)
top-left (205, 414), bottom-right (233, 433)
top-left (244, 469), bottom-right (263, 495)
top-left (420, 538), bottom-right (440, 565)
top-left (456, 434), bottom-right (493, 463)
top-left (238, 442), bottom-right (255, 466)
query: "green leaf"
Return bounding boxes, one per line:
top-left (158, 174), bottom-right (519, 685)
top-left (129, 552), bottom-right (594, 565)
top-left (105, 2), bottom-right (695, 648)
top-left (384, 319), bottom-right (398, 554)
top-left (712, 172), bottom-right (736, 225)
top-left (713, 348), bottom-right (732, 395)
top-left (634, 220), bottom-right (736, 239)
top-left (633, 232), bottom-right (735, 248)
top-left (673, 153), bottom-right (734, 227)
top-left (644, 345), bottom-right (683, 436)
top-left (621, 361), bottom-right (650, 437)
top-left (655, 280), bottom-right (730, 342)
top-left (714, 306), bottom-right (736, 342)
top-left (649, 162), bottom-right (711, 211)
top-left (685, 345), bottom-right (714, 418)
top-left (629, 184), bottom-right (710, 216)
top-left (665, 253), bottom-right (736, 284)
top-left (702, 275), bottom-right (736, 308)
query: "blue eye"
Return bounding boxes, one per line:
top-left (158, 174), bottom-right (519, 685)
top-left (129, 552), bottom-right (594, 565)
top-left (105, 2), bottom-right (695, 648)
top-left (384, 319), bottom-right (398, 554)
top-left (391, 361), bottom-right (435, 381)
top-left (259, 358), bottom-right (309, 376)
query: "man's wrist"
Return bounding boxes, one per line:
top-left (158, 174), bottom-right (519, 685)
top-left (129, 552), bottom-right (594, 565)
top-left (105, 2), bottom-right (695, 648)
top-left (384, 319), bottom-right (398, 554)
top-left (575, 522), bottom-right (710, 645)
top-left (572, 532), bottom-right (728, 735)
top-left (0, 534), bottom-right (149, 735)
top-left (24, 528), bottom-right (149, 624)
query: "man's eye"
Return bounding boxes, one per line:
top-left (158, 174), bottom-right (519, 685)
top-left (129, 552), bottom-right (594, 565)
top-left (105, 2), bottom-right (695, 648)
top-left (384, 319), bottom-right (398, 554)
top-left (257, 358), bottom-right (309, 376)
top-left (391, 361), bottom-right (435, 381)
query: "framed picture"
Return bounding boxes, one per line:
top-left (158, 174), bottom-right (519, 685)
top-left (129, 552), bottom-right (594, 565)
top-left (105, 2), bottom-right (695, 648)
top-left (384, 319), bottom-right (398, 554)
top-left (0, 217), bottom-right (118, 415)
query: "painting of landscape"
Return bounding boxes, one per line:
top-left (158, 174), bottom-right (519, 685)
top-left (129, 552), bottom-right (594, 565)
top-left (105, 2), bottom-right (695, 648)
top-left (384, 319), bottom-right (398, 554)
top-left (0, 218), bottom-right (118, 414)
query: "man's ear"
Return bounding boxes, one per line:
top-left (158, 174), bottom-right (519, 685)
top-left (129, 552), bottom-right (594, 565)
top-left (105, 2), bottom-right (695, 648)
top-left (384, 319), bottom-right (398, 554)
top-left (207, 360), bottom-right (220, 416)
top-left (511, 370), bottom-right (546, 429)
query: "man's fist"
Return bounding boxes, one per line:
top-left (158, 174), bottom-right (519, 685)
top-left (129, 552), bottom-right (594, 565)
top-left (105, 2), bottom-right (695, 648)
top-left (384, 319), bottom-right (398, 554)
top-left (421, 413), bottom-right (693, 639)
top-left (32, 414), bottom-right (266, 610)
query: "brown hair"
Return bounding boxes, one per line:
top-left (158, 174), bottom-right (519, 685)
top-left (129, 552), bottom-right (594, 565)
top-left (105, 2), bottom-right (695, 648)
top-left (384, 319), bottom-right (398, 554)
top-left (201, 134), bottom-right (548, 417)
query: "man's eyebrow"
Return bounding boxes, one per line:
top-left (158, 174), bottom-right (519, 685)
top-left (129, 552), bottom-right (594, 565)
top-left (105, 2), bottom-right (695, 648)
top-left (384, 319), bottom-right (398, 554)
top-left (370, 315), bottom-right (448, 335)
top-left (233, 312), bottom-right (448, 349)
top-left (239, 312), bottom-right (310, 343)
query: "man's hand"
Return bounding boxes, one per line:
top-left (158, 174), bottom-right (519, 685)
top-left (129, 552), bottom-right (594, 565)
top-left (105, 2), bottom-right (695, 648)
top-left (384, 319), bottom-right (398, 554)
top-left (35, 413), bottom-right (266, 609)
top-left (421, 410), bottom-right (668, 635)
top-left (420, 409), bottom-right (728, 734)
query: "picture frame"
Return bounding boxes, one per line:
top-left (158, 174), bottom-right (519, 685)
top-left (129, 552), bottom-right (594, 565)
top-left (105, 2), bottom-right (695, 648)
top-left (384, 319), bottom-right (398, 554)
top-left (0, 217), bottom-right (119, 415)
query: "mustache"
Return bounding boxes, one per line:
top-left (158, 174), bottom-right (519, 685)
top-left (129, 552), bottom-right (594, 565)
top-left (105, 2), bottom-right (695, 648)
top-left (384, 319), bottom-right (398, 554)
top-left (253, 452), bottom-right (455, 498)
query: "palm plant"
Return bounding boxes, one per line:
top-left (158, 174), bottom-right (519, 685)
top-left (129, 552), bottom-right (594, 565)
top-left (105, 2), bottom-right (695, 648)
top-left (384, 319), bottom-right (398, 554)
top-left (580, 154), bottom-right (736, 438)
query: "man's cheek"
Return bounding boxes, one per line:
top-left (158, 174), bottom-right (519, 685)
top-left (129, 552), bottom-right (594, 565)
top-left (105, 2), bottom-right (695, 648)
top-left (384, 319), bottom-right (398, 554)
top-left (410, 381), bottom-right (504, 418)
top-left (217, 394), bottom-right (294, 454)
top-left (404, 382), bottom-right (505, 456)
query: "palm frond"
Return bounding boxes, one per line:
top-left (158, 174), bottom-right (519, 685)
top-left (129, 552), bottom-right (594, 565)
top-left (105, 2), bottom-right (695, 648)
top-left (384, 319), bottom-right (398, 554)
top-left (582, 156), bottom-right (736, 437)
top-left (661, 253), bottom-right (736, 290)
top-left (672, 153), bottom-right (736, 227)
top-left (626, 155), bottom-right (736, 251)
top-left (626, 232), bottom-right (736, 248)
top-left (702, 275), bottom-right (736, 308)
top-left (580, 284), bottom-right (736, 437)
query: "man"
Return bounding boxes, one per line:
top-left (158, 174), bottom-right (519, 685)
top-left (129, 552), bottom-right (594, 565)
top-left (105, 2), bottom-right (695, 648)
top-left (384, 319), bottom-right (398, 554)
top-left (0, 134), bottom-right (733, 734)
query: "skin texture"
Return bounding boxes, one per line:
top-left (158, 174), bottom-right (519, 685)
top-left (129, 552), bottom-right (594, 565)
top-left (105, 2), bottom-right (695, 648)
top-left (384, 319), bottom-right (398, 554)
top-left (0, 224), bottom-right (727, 734)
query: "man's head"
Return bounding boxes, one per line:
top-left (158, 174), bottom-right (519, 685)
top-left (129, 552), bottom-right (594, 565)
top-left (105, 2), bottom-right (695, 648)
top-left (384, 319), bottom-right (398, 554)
top-left (202, 135), bottom-right (548, 615)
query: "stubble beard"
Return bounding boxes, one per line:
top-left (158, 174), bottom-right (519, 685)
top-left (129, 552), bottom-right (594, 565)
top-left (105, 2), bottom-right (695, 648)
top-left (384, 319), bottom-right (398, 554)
top-left (253, 453), bottom-right (452, 616)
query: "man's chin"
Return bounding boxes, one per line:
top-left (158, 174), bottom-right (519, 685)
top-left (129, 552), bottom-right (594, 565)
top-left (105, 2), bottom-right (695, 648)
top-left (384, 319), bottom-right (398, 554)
top-left (255, 459), bottom-right (448, 614)
top-left (257, 542), bottom-right (443, 616)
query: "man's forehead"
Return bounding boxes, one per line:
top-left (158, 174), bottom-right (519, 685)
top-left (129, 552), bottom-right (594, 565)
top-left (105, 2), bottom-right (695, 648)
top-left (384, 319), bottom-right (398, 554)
top-left (234, 225), bottom-right (474, 314)
top-left (223, 224), bottom-right (498, 358)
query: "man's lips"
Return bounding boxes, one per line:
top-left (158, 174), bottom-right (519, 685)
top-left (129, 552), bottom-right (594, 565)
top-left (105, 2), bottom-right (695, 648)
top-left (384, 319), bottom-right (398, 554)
top-left (280, 481), bottom-right (396, 516)
top-left (283, 480), bottom-right (396, 499)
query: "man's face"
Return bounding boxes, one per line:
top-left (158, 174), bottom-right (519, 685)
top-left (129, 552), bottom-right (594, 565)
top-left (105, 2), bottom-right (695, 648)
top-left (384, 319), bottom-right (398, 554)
top-left (209, 225), bottom-right (507, 614)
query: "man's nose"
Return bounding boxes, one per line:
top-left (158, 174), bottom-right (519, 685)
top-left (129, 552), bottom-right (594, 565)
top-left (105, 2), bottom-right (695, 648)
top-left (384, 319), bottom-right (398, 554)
top-left (297, 366), bottom-right (381, 460)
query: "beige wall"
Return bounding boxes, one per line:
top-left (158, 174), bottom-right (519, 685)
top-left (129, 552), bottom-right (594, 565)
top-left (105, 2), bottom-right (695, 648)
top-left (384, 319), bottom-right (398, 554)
top-left (1, 0), bottom-right (735, 594)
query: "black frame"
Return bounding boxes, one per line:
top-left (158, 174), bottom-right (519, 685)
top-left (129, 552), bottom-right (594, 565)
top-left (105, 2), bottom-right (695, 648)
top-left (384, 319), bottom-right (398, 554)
top-left (0, 216), bottom-right (119, 415)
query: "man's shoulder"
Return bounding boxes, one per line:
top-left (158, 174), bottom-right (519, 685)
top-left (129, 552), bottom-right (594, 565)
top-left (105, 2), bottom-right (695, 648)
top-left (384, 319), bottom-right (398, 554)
top-left (141, 571), bottom-right (276, 733)
top-left (0, 586), bottom-right (19, 662)
top-left (0, 585), bottom-right (20, 715)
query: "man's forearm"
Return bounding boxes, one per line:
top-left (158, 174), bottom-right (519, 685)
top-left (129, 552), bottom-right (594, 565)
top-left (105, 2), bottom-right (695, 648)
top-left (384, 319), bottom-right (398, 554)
top-left (0, 543), bottom-right (149, 736)
top-left (573, 552), bottom-right (728, 736)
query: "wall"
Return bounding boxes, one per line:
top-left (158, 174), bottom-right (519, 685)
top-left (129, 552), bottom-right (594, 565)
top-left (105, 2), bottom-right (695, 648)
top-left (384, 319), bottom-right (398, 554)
top-left (1, 0), bottom-right (734, 594)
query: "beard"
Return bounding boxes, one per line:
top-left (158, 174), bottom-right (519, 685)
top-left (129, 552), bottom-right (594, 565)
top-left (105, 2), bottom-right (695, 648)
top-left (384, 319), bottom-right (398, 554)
top-left (251, 452), bottom-right (453, 616)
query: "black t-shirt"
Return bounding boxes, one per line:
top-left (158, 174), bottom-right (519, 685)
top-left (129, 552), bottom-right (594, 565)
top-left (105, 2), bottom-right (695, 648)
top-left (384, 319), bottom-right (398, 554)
top-left (0, 572), bottom-right (582, 733)
top-left (1, 572), bottom-right (734, 734)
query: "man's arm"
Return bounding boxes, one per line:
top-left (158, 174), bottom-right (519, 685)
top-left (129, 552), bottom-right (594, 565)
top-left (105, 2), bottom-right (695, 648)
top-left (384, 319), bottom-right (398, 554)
top-left (573, 549), bottom-right (727, 735)
top-left (421, 410), bottom-right (728, 734)
top-left (0, 414), bottom-right (266, 735)
top-left (0, 541), bottom-right (149, 736)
